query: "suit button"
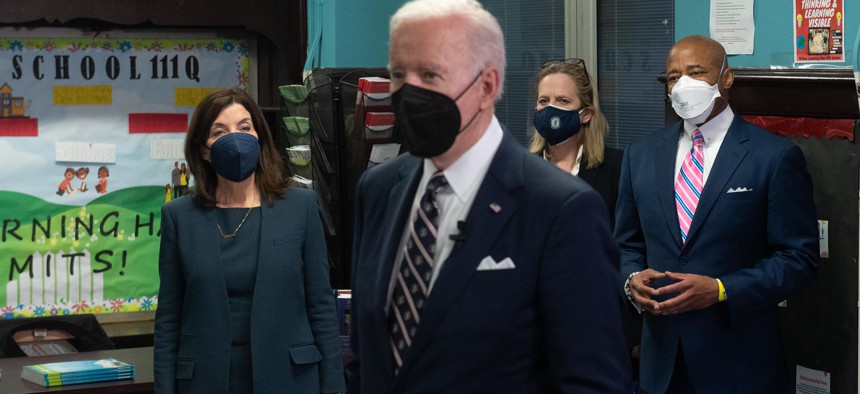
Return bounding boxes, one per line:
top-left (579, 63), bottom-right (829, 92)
top-left (680, 256), bottom-right (688, 265)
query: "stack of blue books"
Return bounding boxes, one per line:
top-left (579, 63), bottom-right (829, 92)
top-left (20, 358), bottom-right (134, 387)
top-left (334, 289), bottom-right (353, 365)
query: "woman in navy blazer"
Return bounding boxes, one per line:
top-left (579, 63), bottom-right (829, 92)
top-left (529, 59), bottom-right (638, 377)
top-left (154, 88), bottom-right (345, 393)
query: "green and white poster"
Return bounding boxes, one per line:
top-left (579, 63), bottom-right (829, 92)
top-left (0, 37), bottom-right (249, 317)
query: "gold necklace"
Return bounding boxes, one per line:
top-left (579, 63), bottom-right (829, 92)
top-left (217, 207), bottom-right (254, 238)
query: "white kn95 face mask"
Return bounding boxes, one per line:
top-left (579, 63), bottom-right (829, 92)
top-left (668, 59), bottom-right (726, 125)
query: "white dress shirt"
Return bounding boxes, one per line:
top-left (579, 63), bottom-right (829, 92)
top-left (626, 105), bottom-right (736, 313)
top-left (542, 145), bottom-right (583, 176)
top-left (674, 105), bottom-right (735, 185)
top-left (386, 116), bottom-right (504, 307)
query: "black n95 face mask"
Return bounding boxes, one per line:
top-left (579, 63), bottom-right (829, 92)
top-left (391, 73), bottom-right (483, 158)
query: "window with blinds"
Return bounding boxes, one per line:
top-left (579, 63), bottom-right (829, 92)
top-left (482, 0), bottom-right (566, 146)
top-left (598, 0), bottom-right (674, 150)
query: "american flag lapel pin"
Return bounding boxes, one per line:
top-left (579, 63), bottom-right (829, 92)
top-left (489, 202), bottom-right (502, 213)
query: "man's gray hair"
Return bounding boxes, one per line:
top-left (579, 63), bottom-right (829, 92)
top-left (390, 0), bottom-right (506, 100)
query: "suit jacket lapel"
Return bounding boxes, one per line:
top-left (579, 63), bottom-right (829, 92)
top-left (657, 124), bottom-right (684, 248)
top-left (199, 206), bottom-right (230, 323)
top-left (254, 199), bottom-right (277, 302)
top-left (685, 116), bottom-right (749, 247)
top-left (398, 133), bottom-right (521, 376)
top-left (578, 153), bottom-right (597, 185)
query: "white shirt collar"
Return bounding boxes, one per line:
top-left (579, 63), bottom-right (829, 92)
top-left (683, 104), bottom-right (734, 146)
top-left (540, 141), bottom-right (583, 176)
top-left (422, 115), bottom-right (504, 203)
top-left (571, 146), bottom-right (583, 176)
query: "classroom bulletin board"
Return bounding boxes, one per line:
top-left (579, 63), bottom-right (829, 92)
top-left (0, 36), bottom-right (248, 318)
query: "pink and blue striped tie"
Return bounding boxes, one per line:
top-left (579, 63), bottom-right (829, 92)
top-left (675, 129), bottom-right (704, 243)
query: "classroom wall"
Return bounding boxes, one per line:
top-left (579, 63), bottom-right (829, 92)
top-left (675, 0), bottom-right (859, 68)
top-left (307, 0), bottom-right (402, 69)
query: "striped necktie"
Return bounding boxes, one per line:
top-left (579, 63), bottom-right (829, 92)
top-left (675, 129), bottom-right (704, 243)
top-left (389, 171), bottom-right (448, 371)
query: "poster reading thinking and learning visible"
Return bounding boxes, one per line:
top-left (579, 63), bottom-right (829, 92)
top-left (794, 0), bottom-right (845, 62)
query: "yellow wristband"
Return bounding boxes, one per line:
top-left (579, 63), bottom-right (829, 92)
top-left (716, 279), bottom-right (727, 302)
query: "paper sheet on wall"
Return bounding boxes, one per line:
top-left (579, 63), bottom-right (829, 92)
top-left (710, 0), bottom-right (755, 54)
top-left (55, 141), bottom-right (117, 164)
top-left (367, 143), bottom-right (401, 169)
top-left (794, 0), bottom-right (845, 62)
top-left (796, 365), bottom-right (831, 393)
top-left (853, 20), bottom-right (860, 112)
top-left (818, 220), bottom-right (829, 258)
top-left (150, 139), bottom-right (185, 160)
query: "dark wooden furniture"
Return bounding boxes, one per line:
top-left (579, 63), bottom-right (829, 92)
top-left (0, 346), bottom-right (153, 393)
top-left (660, 67), bottom-right (860, 121)
top-left (100, 320), bottom-right (154, 350)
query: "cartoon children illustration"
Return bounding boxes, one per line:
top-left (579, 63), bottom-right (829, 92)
top-left (171, 161), bottom-right (181, 199)
top-left (165, 184), bottom-right (172, 203)
top-left (177, 162), bottom-right (189, 197)
top-left (76, 167), bottom-right (90, 192)
top-left (56, 168), bottom-right (75, 196)
top-left (95, 166), bottom-right (109, 194)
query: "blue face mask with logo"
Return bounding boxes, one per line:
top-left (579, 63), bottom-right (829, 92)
top-left (533, 105), bottom-right (583, 145)
top-left (209, 132), bottom-right (261, 182)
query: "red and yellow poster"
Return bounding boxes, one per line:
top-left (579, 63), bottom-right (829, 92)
top-left (794, 0), bottom-right (845, 62)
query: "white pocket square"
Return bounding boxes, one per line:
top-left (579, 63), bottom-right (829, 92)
top-left (476, 256), bottom-right (516, 271)
top-left (727, 187), bottom-right (753, 193)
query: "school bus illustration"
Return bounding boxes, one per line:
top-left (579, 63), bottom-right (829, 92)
top-left (0, 83), bottom-right (29, 118)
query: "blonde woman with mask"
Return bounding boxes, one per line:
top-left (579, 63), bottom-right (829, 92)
top-left (530, 58), bottom-right (623, 228)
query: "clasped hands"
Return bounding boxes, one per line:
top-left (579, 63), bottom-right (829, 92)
top-left (628, 269), bottom-right (720, 315)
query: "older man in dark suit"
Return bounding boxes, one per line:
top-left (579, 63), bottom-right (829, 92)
top-left (346, 1), bottom-right (630, 393)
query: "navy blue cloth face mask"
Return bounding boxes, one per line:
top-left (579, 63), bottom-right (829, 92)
top-left (391, 72), bottom-right (483, 158)
top-left (208, 132), bottom-right (261, 182)
top-left (533, 105), bottom-right (584, 145)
